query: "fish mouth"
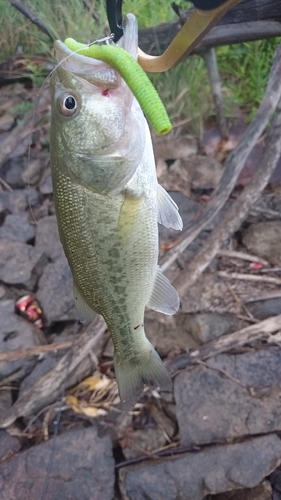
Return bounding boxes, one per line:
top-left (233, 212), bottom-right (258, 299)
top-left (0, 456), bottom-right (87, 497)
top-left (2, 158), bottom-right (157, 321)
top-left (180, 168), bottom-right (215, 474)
top-left (53, 40), bottom-right (121, 88)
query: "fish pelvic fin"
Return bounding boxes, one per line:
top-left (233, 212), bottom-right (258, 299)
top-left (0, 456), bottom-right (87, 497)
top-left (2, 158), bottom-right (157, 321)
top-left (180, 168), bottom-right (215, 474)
top-left (114, 339), bottom-right (172, 409)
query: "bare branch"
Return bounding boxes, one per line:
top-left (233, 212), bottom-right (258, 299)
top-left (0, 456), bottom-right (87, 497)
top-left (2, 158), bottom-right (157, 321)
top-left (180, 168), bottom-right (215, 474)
top-left (173, 93), bottom-right (281, 293)
top-left (161, 43), bottom-right (281, 273)
top-left (8, 0), bottom-right (56, 41)
top-left (167, 315), bottom-right (281, 375)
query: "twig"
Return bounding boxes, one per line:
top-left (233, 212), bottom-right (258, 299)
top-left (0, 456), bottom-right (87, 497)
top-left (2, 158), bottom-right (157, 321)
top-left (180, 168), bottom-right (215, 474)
top-left (225, 283), bottom-right (258, 322)
top-left (195, 359), bottom-right (250, 390)
top-left (172, 79), bottom-right (281, 294)
top-left (161, 44), bottom-right (281, 273)
top-left (202, 47), bottom-right (228, 139)
top-left (0, 316), bottom-right (107, 428)
top-left (218, 250), bottom-right (269, 266)
top-left (218, 271), bottom-right (281, 286)
top-left (8, 0), bottom-right (55, 41)
top-left (166, 314), bottom-right (281, 375)
top-left (0, 340), bottom-right (75, 362)
top-left (0, 177), bottom-right (13, 192)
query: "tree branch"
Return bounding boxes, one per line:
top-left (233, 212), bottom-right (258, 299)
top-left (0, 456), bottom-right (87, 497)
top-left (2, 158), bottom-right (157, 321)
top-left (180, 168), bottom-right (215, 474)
top-left (161, 43), bottom-right (281, 273)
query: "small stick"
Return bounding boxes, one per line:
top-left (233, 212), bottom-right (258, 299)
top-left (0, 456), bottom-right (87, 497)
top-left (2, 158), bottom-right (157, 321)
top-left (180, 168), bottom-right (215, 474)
top-left (217, 250), bottom-right (269, 266)
top-left (202, 47), bottom-right (228, 139)
top-left (167, 314), bottom-right (281, 375)
top-left (8, 0), bottom-right (55, 41)
top-left (218, 271), bottom-right (281, 286)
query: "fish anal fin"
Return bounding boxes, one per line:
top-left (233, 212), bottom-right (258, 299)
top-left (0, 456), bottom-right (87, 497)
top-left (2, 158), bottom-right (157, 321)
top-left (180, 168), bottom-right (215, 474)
top-left (157, 184), bottom-right (183, 230)
top-left (73, 282), bottom-right (96, 323)
top-left (147, 266), bottom-right (179, 315)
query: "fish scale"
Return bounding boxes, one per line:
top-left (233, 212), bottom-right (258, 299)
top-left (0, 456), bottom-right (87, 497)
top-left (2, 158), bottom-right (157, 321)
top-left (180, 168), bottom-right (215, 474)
top-left (50, 14), bottom-right (182, 406)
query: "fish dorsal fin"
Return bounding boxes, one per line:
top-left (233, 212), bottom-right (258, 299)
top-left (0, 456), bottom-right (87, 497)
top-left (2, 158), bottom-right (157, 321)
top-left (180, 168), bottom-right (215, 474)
top-left (157, 184), bottom-right (183, 230)
top-left (73, 282), bottom-right (96, 323)
top-left (147, 266), bottom-right (180, 315)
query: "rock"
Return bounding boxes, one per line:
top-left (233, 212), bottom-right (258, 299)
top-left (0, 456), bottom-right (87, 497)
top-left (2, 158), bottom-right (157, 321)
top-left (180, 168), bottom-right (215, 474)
top-left (35, 215), bottom-right (64, 261)
top-left (0, 114), bottom-right (15, 132)
top-left (0, 430), bottom-right (21, 460)
top-left (21, 159), bottom-right (46, 185)
top-left (181, 312), bottom-right (244, 345)
top-left (0, 190), bottom-right (27, 215)
top-left (1, 157), bottom-right (26, 188)
top-left (0, 389), bottom-right (12, 422)
top-left (36, 256), bottom-right (76, 323)
top-left (153, 134), bottom-right (197, 161)
top-left (246, 297), bottom-right (281, 320)
top-left (211, 481), bottom-right (272, 500)
top-left (183, 155), bottom-right (223, 190)
top-left (0, 239), bottom-right (47, 289)
top-left (0, 188), bottom-right (39, 215)
top-left (39, 173), bottom-right (53, 194)
top-left (0, 213), bottom-right (36, 243)
top-left (242, 221), bottom-right (281, 265)
top-left (121, 427), bottom-right (167, 460)
top-left (145, 310), bottom-right (198, 357)
top-left (0, 427), bottom-right (115, 500)
top-left (174, 347), bottom-right (281, 447)
top-left (0, 299), bottom-right (46, 384)
top-left (118, 434), bottom-right (281, 500)
top-left (269, 468), bottom-right (281, 498)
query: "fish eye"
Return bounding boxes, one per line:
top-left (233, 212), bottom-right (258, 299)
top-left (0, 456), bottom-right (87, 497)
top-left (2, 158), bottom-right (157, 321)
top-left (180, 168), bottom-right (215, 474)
top-left (58, 93), bottom-right (78, 116)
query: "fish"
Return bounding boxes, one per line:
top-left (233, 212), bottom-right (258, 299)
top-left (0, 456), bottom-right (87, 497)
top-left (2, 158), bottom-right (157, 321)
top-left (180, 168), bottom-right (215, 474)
top-left (49, 14), bottom-right (183, 407)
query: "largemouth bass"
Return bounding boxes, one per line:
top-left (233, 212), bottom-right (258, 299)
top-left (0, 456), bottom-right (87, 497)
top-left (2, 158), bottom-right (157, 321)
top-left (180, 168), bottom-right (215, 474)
top-left (50, 15), bottom-right (182, 406)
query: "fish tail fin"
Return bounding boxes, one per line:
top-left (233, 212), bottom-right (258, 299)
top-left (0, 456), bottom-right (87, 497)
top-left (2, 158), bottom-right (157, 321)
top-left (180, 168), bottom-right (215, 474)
top-left (114, 339), bottom-right (172, 409)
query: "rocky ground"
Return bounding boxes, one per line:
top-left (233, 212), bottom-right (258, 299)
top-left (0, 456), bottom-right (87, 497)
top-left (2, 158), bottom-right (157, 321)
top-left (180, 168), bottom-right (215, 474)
top-left (1, 78), bottom-right (281, 500)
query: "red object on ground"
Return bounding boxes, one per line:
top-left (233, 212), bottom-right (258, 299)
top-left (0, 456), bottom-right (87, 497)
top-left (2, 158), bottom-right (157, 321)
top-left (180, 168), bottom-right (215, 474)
top-left (15, 295), bottom-right (44, 328)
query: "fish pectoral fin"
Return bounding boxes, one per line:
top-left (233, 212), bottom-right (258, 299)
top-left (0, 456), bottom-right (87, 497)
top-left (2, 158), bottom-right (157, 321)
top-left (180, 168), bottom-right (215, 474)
top-left (147, 266), bottom-right (180, 315)
top-left (157, 184), bottom-right (183, 230)
top-left (73, 283), bottom-right (97, 323)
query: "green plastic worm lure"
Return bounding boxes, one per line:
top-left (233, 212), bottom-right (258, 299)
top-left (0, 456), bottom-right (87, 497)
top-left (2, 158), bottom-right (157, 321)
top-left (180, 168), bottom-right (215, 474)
top-left (64, 37), bottom-right (172, 136)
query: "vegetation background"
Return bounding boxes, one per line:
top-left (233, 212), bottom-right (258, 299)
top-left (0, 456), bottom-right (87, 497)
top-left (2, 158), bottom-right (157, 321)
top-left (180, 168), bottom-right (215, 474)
top-left (1, 0), bottom-right (280, 134)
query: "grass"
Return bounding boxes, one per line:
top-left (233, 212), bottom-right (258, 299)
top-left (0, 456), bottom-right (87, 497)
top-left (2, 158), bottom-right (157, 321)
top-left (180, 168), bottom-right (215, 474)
top-left (0, 0), bottom-right (280, 134)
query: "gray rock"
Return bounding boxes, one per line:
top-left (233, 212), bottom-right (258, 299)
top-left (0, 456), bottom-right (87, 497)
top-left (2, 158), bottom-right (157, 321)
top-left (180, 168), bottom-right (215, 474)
top-left (211, 481), bottom-right (272, 500)
top-left (183, 155), bottom-right (223, 190)
top-left (145, 310), bottom-right (198, 357)
top-left (0, 427), bottom-right (115, 500)
top-left (0, 190), bottom-right (27, 215)
top-left (0, 389), bottom-right (12, 422)
top-left (121, 427), bottom-right (167, 460)
top-left (39, 173), bottom-right (53, 194)
top-left (0, 239), bottom-right (47, 289)
top-left (35, 215), bottom-right (63, 261)
top-left (242, 221), bottom-right (281, 265)
top-left (0, 430), bottom-right (21, 460)
top-left (246, 297), bottom-right (281, 320)
top-left (174, 347), bottom-right (281, 447)
top-left (1, 157), bottom-right (26, 188)
top-left (36, 256), bottom-right (76, 323)
top-left (0, 299), bottom-right (46, 384)
top-left (119, 435), bottom-right (281, 500)
top-left (0, 213), bottom-right (36, 243)
top-left (182, 312), bottom-right (245, 345)
top-left (0, 188), bottom-right (39, 215)
top-left (21, 159), bottom-right (45, 185)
